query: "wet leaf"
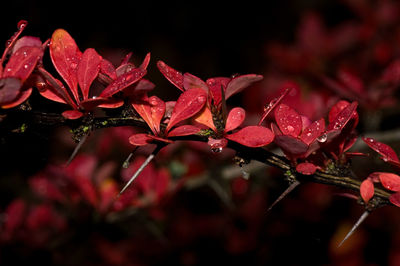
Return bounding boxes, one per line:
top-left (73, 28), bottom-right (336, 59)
top-left (166, 88), bottom-right (207, 132)
top-left (100, 67), bottom-right (147, 98)
top-left (327, 101), bottom-right (358, 131)
top-left (225, 126), bottom-right (274, 147)
top-left (100, 58), bottom-right (117, 80)
top-left (77, 48), bottom-right (102, 100)
top-left (167, 125), bottom-right (200, 137)
top-left (258, 88), bottom-right (290, 125)
top-left (1, 88), bottom-right (32, 109)
top-left (362, 137), bottom-right (400, 163)
top-left (225, 74), bottom-right (263, 100)
top-left (132, 95), bottom-right (165, 135)
top-left (377, 172), bottom-right (400, 191)
top-left (225, 107), bottom-right (245, 132)
top-left (299, 118), bottom-right (325, 145)
top-left (360, 178), bottom-right (374, 203)
top-left (206, 77), bottom-right (230, 105)
top-left (12, 36), bottom-right (42, 53)
top-left (3, 46), bottom-right (42, 81)
top-left (157, 60), bottom-right (184, 91)
top-left (50, 29), bottom-right (81, 102)
top-left (274, 103), bottom-right (302, 137)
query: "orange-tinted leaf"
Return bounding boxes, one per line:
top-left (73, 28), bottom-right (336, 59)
top-left (296, 162), bottom-right (317, 175)
top-left (166, 88), bottom-right (207, 132)
top-left (100, 67), bottom-right (146, 98)
top-left (362, 137), bottom-right (400, 163)
top-left (132, 95), bottom-right (165, 135)
top-left (225, 126), bottom-right (274, 147)
top-left (167, 125), bottom-right (200, 137)
top-left (360, 178), bottom-right (374, 203)
top-left (50, 29), bottom-right (81, 102)
top-left (377, 172), bottom-right (400, 191)
top-left (327, 101), bottom-right (358, 131)
top-left (0, 77), bottom-right (22, 105)
top-left (3, 46), bottom-right (42, 81)
top-left (77, 48), bottom-right (102, 100)
top-left (157, 60), bottom-right (184, 91)
top-left (389, 192), bottom-right (400, 207)
top-left (194, 106), bottom-right (216, 131)
top-left (225, 107), bottom-right (245, 132)
top-left (225, 74), bottom-right (263, 100)
top-left (62, 110), bottom-right (83, 120)
top-left (274, 103), bottom-right (302, 137)
top-left (300, 118), bottom-right (325, 145)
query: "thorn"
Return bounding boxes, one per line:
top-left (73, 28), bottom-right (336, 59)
top-left (65, 133), bottom-right (88, 167)
top-left (122, 147), bottom-right (138, 168)
top-left (117, 153), bottom-right (155, 198)
top-left (267, 180), bottom-right (300, 212)
top-left (338, 211), bottom-right (369, 247)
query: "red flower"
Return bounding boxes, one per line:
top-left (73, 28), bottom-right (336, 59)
top-left (39, 29), bottom-right (149, 119)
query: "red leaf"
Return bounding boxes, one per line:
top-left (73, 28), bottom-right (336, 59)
top-left (184, 73), bottom-right (209, 92)
top-left (50, 29), bottom-right (81, 102)
top-left (377, 172), bottom-right (400, 191)
top-left (208, 137), bottom-right (229, 149)
top-left (225, 126), bottom-right (274, 147)
top-left (296, 162), bottom-right (317, 175)
top-left (225, 107), bottom-right (245, 132)
top-left (1, 88), bottom-right (32, 109)
top-left (77, 48), bottom-right (102, 100)
top-left (389, 192), bottom-right (400, 207)
top-left (139, 52), bottom-right (151, 70)
top-left (3, 46), bottom-right (42, 82)
top-left (80, 97), bottom-right (118, 110)
top-left (225, 74), bottom-right (263, 100)
top-left (360, 178), bottom-right (374, 203)
top-left (0, 77), bottom-right (22, 105)
top-left (167, 125), bottom-right (200, 137)
top-left (205, 77), bottom-right (230, 105)
top-left (12, 36), bottom-right (42, 53)
top-left (132, 95), bottom-right (165, 135)
top-left (129, 133), bottom-right (154, 146)
top-left (62, 110), bottom-right (83, 120)
top-left (328, 100), bottom-right (350, 123)
top-left (274, 103), bottom-right (302, 137)
top-left (157, 60), bottom-right (184, 91)
top-left (166, 88), bottom-right (207, 132)
top-left (100, 58), bottom-right (117, 80)
top-left (327, 101), bottom-right (358, 131)
top-left (362, 137), bottom-right (400, 163)
top-left (100, 67), bottom-right (146, 98)
top-left (300, 118), bottom-right (325, 145)
top-left (258, 88), bottom-right (290, 125)
top-left (274, 135), bottom-right (309, 155)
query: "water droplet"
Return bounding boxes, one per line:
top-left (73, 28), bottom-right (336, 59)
top-left (317, 133), bottom-right (328, 143)
top-left (17, 20), bottom-right (27, 30)
top-left (287, 125), bottom-right (294, 132)
top-left (382, 157), bottom-right (388, 162)
top-left (23, 51), bottom-right (27, 57)
top-left (306, 132), bottom-right (312, 137)
top-left (211, 147), bottom-right (223, 153)
top-left (23, 64), bottom-right (28, 69)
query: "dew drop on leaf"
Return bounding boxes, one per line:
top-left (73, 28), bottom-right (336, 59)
top-left (317, 133), bottom-right (327, 143)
